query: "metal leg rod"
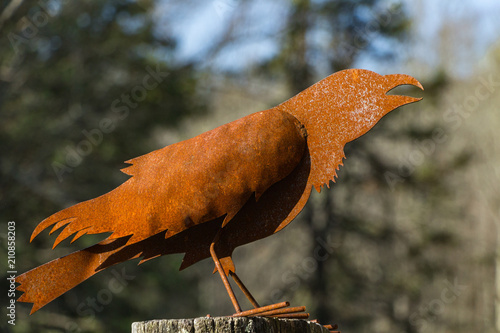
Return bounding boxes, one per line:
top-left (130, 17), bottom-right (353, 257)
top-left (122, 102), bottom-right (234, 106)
top-left (210, 235), bottom-right (242, 313)
top-left (229, 271), bottom-right (260, 309)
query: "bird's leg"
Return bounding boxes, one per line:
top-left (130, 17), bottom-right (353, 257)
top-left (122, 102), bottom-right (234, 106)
top-left (210, 231), bottom-right (310, 319)
top-left (209, 234), bottom-right (241, 313)
top-left (228, 271), bottom-right (260, 308)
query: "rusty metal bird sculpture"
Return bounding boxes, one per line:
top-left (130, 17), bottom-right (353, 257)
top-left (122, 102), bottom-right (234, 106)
top-left (17, 69), bottom-right (423, 320)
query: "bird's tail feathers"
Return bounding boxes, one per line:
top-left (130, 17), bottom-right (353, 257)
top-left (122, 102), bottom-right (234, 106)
top-left (17, 248), bottom-right (102, 314)
top-left (31, 197), bottom-right (113, 249)
top-left (16, 238), bottom-right (129, 314)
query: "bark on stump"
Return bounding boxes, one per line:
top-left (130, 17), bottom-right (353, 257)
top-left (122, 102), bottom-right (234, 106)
top-left (131, 317), bottom-right (330, 333)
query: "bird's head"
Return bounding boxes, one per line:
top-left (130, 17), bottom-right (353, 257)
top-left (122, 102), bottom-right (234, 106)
top-left (276, 69), bottom-right (423, 190)
top-left (280, 68), bottom-right (424, 143)
top-left (333, 69), bottom-right (424, 141)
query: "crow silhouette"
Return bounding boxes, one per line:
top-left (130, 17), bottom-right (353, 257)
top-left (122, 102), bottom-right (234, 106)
top-left (17, 69), bottom-right (423, 319)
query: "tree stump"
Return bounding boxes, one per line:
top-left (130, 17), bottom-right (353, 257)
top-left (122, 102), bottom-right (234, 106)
top-left (131, 316), bottom-right (331, 333)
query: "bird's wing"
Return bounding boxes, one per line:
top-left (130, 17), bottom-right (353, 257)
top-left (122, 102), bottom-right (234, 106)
top-left (31, 110), bottom-right (307, 248)
top-left (179, 146), bottom-right (313, 271)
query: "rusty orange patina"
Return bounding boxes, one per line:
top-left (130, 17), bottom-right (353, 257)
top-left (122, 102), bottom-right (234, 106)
top-left (17, 69), bottom-right (423, 322)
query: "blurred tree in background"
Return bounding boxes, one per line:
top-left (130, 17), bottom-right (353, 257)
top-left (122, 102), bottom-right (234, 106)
top-left (1, 1), bottom-right (499, 333)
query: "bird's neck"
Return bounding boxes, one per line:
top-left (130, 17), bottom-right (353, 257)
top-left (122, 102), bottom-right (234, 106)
top-left (274, 99), bottom-right (348, 192)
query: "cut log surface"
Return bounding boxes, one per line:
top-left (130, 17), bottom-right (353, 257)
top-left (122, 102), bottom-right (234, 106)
top-left (131, 316), bottom-right (331, 333)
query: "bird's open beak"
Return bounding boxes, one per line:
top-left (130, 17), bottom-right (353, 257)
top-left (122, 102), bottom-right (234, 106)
top-left (383, 73), bottom-right (424, 107)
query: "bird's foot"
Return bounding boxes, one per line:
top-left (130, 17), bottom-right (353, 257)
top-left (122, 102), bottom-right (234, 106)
top-left (232, 301), bottom-right (309, 319)
top-left (231, 301), bottom-right (340, 332)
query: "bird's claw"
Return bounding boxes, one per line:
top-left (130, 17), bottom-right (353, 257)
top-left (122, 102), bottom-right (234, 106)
top-left (232, 303), bottom-right (340, 332)
top-left (232, 301), bottom-right (309, 319)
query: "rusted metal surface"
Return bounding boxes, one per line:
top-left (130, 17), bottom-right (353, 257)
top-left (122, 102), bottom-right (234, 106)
top-left (229, 271), bottom-right (260, 308)
top-left (250, 306), bottom-right (306, 317)
top-left (232, 302), bottom-right (290, 317)
top-left (17, 69), bottom-right (423, 321)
